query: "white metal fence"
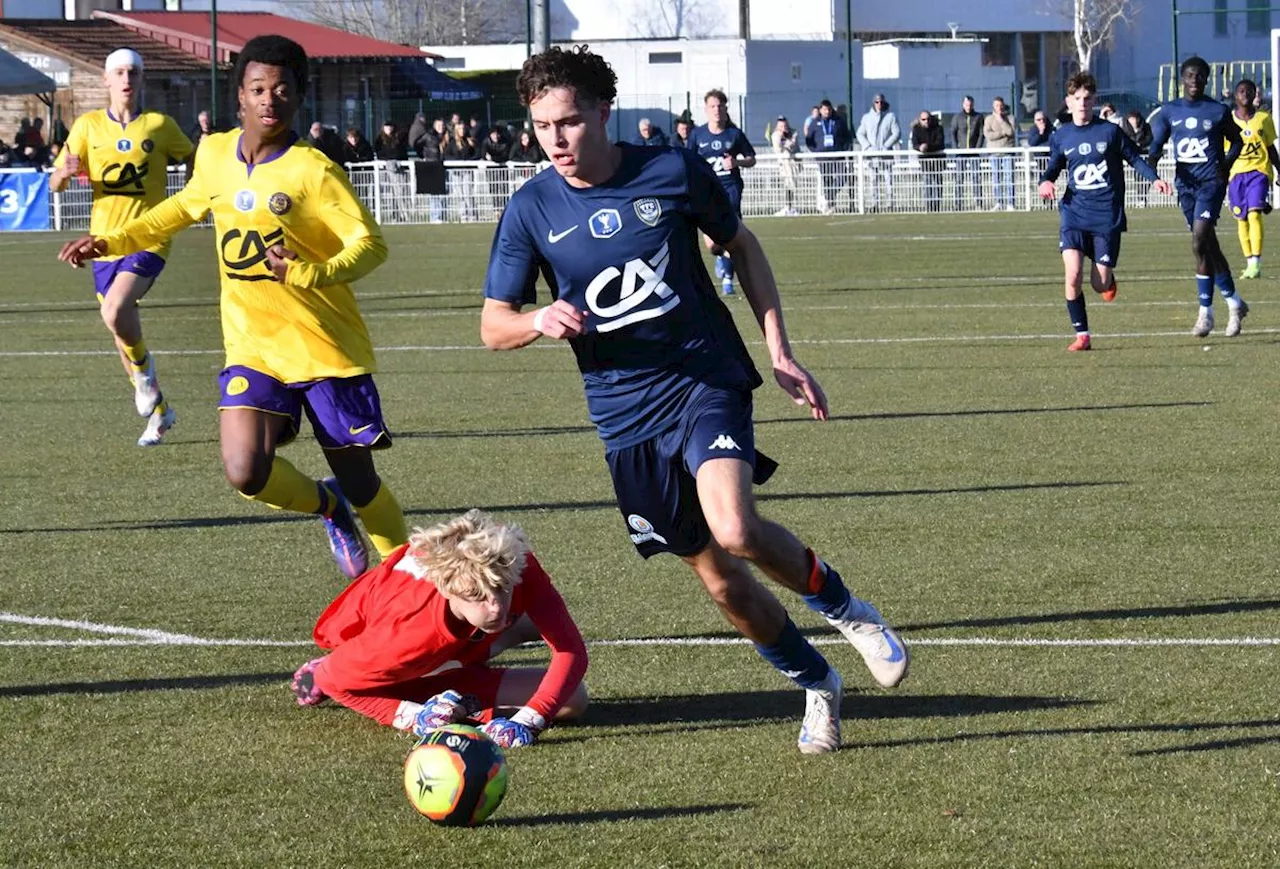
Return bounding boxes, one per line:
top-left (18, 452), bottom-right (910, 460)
top-left (11, 147), bottom-right (1183, 232)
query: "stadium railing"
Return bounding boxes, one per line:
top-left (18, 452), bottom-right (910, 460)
top-left (22, 148), bottom-right (1181, 232)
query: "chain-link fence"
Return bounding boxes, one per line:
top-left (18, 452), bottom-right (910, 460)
top-left (21, 148), bottom-right (1184, 232)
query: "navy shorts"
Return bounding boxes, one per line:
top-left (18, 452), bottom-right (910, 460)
top-left (604, 385), bottom-right (776, 558)
top-left (1178, 179), bottom-right (1226, 227)
top-left (218, 366), bottom-right (391, 450)
top-left (1059, 228), bottom-right (1122, 267)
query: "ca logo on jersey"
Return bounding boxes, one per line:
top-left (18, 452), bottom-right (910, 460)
top-left (1175, 138), bottom-right (1209, 163)
top-left (585, 241), bottom-right (679, 333)
top-left (1072, 161), bottom-right (1110, 191)
top-left (220, 227), bottom-right (285, 281)
top-left (101, 161), bottom-right (148, 196)
top-left (589, 208), bottom-right (622, 239)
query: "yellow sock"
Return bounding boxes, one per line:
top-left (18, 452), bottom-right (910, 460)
top-left (121, 338), bottom-right (149, 366)
top-left (240, 456), bottom-right (323, 514)
top-left (1248, 211), bottom-right (1264, 257)
top-left (1238, 218), bottom-right (1251, 259)
top-left (353, 481), bottom-right (407, 556)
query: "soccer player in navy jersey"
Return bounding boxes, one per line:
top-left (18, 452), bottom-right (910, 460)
top-left (1149, 56), bottom-right (1249, 337)
top-left (690, 89), bottom-right (756, 296)
top-left (1039, 72), bottom-right (1172, 351)
top-left (480, 46), bottom-right (908, 754)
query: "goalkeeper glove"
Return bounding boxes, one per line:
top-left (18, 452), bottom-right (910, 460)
top-left (480, 707), bottom-right (547, 749)
top-left (411, 690), bottom-right (478, 737)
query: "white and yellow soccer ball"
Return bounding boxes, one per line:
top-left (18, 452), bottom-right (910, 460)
top-left (403, 724), bottom-right (509, 826)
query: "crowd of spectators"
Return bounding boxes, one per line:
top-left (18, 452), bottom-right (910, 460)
top-left (0, 116), bottom-right (69, 169)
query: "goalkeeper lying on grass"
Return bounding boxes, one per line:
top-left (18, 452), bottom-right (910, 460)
top-left (291, 509), bottom-right (589, 748)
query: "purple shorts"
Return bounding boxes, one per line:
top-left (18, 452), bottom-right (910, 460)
top-left (1228, 171), bottom-right (1269, 218)
top-left (217, 366), bottom-right (392, 450)
top-left (91, 251), bottom-right (166, 302)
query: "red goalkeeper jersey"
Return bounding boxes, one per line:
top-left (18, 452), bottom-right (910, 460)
top-left (311, 544), bottom-right (587, 727)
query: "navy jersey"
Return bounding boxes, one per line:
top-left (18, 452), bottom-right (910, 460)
top-left (1149, 97), bottom-right (1243, 185)
top-left (483, 144), bottom-right (762, 449)
top-left (689, 124), bottom-right (755, 190)
top-left (1040, 119), bottom-right (1159, 232)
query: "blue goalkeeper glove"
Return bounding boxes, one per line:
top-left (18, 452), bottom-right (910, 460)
top-left (480, 707), bottom-right (546, 749)
top-left (411, 690), bottom-right (478, 737)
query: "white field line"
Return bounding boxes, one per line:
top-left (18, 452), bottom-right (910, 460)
top-left (1, 613), bottom-right (1276, 649)
top-left (6, 327), bottom-right (1280, 359)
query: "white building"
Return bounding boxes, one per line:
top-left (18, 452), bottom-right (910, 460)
top-left (422, 37), bottom-right (862, 146)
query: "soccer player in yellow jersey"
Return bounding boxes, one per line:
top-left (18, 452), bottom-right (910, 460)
top-left (57, 35), bottom-right (407, 579)
top-left (50, 48), bottom-right (194, 446)
top-left (1227, 79), bottom-right (1280, 278)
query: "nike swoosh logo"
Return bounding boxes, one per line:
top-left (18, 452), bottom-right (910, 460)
top-left (547, 225), bottom-right (579, 243)
top-left (348, 424), bottom-right (374, 435)
top-left (1065, 147), bottom-right (1076, 154)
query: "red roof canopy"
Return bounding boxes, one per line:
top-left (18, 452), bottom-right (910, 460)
top-left (94, 11), bottom-right (434, 62)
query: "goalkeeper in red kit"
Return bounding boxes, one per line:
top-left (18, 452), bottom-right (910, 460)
top-left (290, 509), bottom-right (589, 748)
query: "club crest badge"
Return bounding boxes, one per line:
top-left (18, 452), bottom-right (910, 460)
top-left (268, 192), bottom-right (292, 215)
top-left (141, 139), bottom-right (154, 153)
top-left (634, 197), bottom-right (662, 226)
top-left (1095, 141), bottom-right (1107, 153)
top-left (234, 190), bottom-right (256, 212)
top-left (589, 208), bottom-right (622, 239)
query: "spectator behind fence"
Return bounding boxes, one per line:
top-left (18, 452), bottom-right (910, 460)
top-left (984, 96), bottom-right (1017, 211)
top-left (1122, 109), bottom-right (1155, 207)
top-left (911, 110), bottom-right (946, 213)
top-left (802, 105), bottom-right (820, 149)
top-left (806, 98), bottom-right (852, 214)
top-left (634, 117), bottom-right (668, 147)
top-left (406, 112), bottom-right (431, 157)
top-left (375, 121), bottom-right (408, 161)
top-left (1027, 110), bottom-right (1052, 147)
top-left (1099, 103), bottom-right (1120, 124)
top-left (188, 110), bottom-right (217, 150)
top-left (771, 115), bottom-right (799, 216)
top-left (673, 117), bottom-right (691, 148)
top-left (949, 95), bottom-right (986, 210)
top-left (343, 127), bottom-right (374, 163)
top-left (482, 126), bottom-right (511, 163)
top-left (443, 121), bottom-right (477, 223)
top-left (307, 121), bottom-right (346, 166)
top-left (420, 118), bottom-right (446, 162)
top-left (856, 93), bottom-right (900, 211)
top-left (509, 128), bottom-right (543, 163)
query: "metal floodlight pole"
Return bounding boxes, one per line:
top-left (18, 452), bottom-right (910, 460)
top-left (526, 0), bottom-right (533, 58)
top-left (846, 0), bottom-right (853, 118)
top-left (211, 0), bottom-right (219, 128)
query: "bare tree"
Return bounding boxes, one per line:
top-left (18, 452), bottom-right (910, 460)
top-left (1061, 0), bottom-right (1139, 73)
top-left (629, 0), bottom-right (719, 39)
top-left (307, 0), bottom-right (524, 46)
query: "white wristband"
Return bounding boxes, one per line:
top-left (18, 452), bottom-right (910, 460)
top-left (511, 706), bottom-right (547, 732)
top-left (532, 306), bottom-right (549, 334)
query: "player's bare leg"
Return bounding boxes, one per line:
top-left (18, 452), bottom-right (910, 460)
top-left (323, 446), bottom-right (407, 558)
top-left (494, 668), bottom-right (589, 721)
top-left (101, 271), bottom-right (175, 443)
top-left (221, 408), bottom-right (368, 577)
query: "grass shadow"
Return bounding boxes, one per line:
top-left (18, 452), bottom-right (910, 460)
top-left (488, 802), bottom-right (752, 828)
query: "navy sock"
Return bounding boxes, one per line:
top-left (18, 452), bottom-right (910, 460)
top-left (1066, 297), bottom-right (1089, 333)
top-left (1215, 270), bottom-right (1237, 299)
top-left (722, 256), bottom-right (734, 280)
top-left (801, 556), bottom-right (852, 618)
top-left (1196, 274), bottom-right (1213, 307)
top-left (753, 616), bottom-right (831, 690)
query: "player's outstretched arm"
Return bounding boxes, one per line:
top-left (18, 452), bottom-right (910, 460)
top-left (724, 225), bottom-right (829, 420)
top-left (57, 235), bottom-right (107, 267)
top-left (1147, 108), bottom-right (1170, 165)
top-left (481, 297), bottom-right (586, 349)
top-left (285, 165), bottom-right (388, 290)
top-left (92, 184), bottom-right (207, 260)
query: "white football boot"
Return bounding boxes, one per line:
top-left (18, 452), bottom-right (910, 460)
top-left (137, 405), bottom-right (175, 447)
top-left (798, 670), bottom-right (843, 754)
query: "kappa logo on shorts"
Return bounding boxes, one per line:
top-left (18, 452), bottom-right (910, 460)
top-left (1098, 254), bottom-right (1111, 264)
top-left (627, 514), bottom-right (668, 546)
top-left (234, 190), bottom-right (257, 212)
top-left (268, 192), bottom-right (292, 216)
top-left (225, 375), bottom-right (250, 396)
top-left (708, 434), bottom-right (741, 451)
top-left (634, 197), bottom-right (662, 226)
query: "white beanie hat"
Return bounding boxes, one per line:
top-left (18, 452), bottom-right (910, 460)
top-left (105, 48), bottom-right (144, 72)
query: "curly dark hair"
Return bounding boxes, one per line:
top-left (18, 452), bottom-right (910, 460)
top-left (517, 45), bottom-right (617, 107)
top-left (1066, 71), bottom-right (1097, 95)
top-left (234, 35), bottom-right (309, 96)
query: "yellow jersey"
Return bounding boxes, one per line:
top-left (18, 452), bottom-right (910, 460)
top-left (98, 130), bottom-right (388, 383)
top-left (1228, 109), bottom-right (1277, 179)
top-left (56, 109), bottom-right (193, 259)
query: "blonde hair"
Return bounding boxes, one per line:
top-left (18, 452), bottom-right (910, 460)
top-left (406, 509), bottom-right (529, 601)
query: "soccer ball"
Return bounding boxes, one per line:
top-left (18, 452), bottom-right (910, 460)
top-left (403, 724), bottom-right (509, 826)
